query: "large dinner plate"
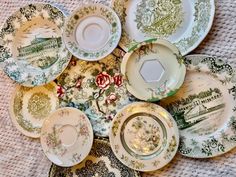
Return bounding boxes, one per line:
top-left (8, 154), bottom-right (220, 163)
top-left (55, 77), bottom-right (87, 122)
top-left (0, 3), bottom-right (71, 86)
top-left (161, 55), bottom-right (236, 158)
top-left (112, 0), bottom-right (215, 55)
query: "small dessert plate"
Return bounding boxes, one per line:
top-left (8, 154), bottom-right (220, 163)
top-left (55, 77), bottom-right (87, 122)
top-left (49, 138), bottom-right (141, 177)
top-left (0, 3), bottom-right (71, 86)
top-left (121, 38), bottom-right (186, 102)
top-left (56, 48), bottom-right (137, 137)
top-left (109, 102), bottom-right (179, 172)
top-left (9, 82), bottom-right (59, 138)
top-left (161, 55), bottom-right (236, 158)
top-left (63, 3), bottom-right (121, 61)
top-left (40, 107), bottom-right (94, 167)
top-left (112, 0), bottom-right (215, 55)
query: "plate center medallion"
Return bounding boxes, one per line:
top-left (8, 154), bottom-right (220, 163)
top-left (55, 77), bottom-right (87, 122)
top-left (121, 113), bottom-right (167, 159)
top-left (59, 125), bottom-right (77, 147)
top-left (76, 16), bottom-right (110, 51)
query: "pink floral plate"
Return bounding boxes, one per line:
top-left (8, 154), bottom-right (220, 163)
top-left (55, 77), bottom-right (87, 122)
top-left (56, 48), bottom-right (138, 137)
top-left (40, 107), bottom-right (94, 167)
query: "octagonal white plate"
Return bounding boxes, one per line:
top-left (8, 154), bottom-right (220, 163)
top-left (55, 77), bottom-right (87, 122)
top-left (9, 82), bottom-right (59, 138)
top-left (109, 102), bottom-right (179, 172)
top-left (0, 3), bottom-right (71, 86)
top-left (121, 38), bottom-right (186, 102)
top-left (40, 107), bottom-right (94, 167)
top-left (112, 0), bottom-right (215, 55)
top-left (63, 3), bottom-right (121, 61)
top-left (161, 55), bottom-right (236, 158)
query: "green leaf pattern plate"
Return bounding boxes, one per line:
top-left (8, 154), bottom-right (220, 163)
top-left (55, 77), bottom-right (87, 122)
top-left (9, 82), bottom-right (59, 138)
top-left (112, 0), bottom-right (215, 55)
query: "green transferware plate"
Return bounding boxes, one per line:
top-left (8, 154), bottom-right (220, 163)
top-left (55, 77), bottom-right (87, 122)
top-left (49, 138), bottom-right (141, 177)
top-left (0, 3), bottom-right (71, 86)
top-left (63, 3), bottom-right (121, 61)
top-left (161, 55), bottom-right (236, 158)
top-left (9, 82), bottom-right (59, 138)
top-left (121, 38), bottom-right (186, 102)
top-left (112, 0), bottom-right (215, 55)
top-left (109, 102), bottom-right (179, 172)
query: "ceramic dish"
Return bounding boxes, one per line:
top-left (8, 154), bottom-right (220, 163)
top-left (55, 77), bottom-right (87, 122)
top-left (121, 38), bottom-right (186, 102)
top-left (0, 3), bottom-right (71, 86)
top-left (112, 0), bottom-right (215, 55)
top-left (40, 107), bottom-right (94, 167)
top-left (49, 138), bottom-right (141, 177)
top-left (109, 102), bottom-right (179, 172)
top-left (161, 55), bottom-right (236, 158)
top-left (56, 48), bottom-right (137, 137)
top-left (9, 82), bottom-right (59, 138)
top-left (63, 3), bottom-right (121, 61)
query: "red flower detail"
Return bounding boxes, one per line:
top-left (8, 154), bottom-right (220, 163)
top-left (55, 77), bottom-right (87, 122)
top-left (113, 74), bottom-right (123, 87)
top-left (105, 93), bottom-right (117, 104)
top-left (95, 72), bottom-right (111, 90)
top-left (76, 78), bottom-right (83, 89)
top-left (57, 85), bottom-right (65, 98)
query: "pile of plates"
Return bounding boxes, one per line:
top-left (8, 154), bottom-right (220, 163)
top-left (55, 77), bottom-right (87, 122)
top-left (1, 1), bottom-right (236, 176)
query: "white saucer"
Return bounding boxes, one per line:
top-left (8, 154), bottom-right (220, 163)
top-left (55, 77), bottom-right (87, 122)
top-left (63, 4), bottom-right (121, 61)
top-left (40, 107), bottom-right (94, 167)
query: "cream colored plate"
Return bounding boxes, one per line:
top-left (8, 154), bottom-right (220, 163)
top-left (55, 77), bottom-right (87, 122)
top-left (9, 82), bottom-right (59, 138)
top-left (121, 38), bottom-right (186, 102)
top-left (40, 107), bottom-right (94, 167)
top-left (109, 102), bottom-right (179, 172)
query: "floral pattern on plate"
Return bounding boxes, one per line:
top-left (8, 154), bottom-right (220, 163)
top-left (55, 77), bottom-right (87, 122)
top-left (9, 82), bottom-right (59, 138)
top-left (0, 3), bottom-right (71, 86)
top-left (112, 0), bottom-right (215, 55)
top-left (40, 107), bottom-right (94, 167)
top-left (56, 48), bottom-right (138, 137)
top-left (161, 55), bottom-right (236, 158)
top-left (109, 102), bottom-right (179, 171)
top-left (49, 138), bottom-right (141, 177)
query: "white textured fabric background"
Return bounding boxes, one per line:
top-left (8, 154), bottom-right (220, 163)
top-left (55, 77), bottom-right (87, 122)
top-left (0, 0), bottom-right (235, 177)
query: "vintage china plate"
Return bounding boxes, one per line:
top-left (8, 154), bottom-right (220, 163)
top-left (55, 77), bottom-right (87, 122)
top-left (109, 102), bottom-right (179, 172)
top-left (40, 107), bottom-right (94, 167)
top-left (9, 82), bottom-right (59, 138)
top-left (56, 48), bottom-right (137, 137)
top-left (121, 39), bottom-right (186, 102)
top-left (63, 3), bottom-right (121, 61)
top-left (161, 55), bottom-right (236, 158)
top-left (49, 138), bottom-right (141, 177)
top-left (0, 3), bottom-right (71, 87)
top-left (112, 0), bottom-right (215, 55)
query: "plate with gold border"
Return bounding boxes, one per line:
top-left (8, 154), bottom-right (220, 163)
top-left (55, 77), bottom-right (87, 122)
top-left (109, 102), bottom-right (179, 172)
